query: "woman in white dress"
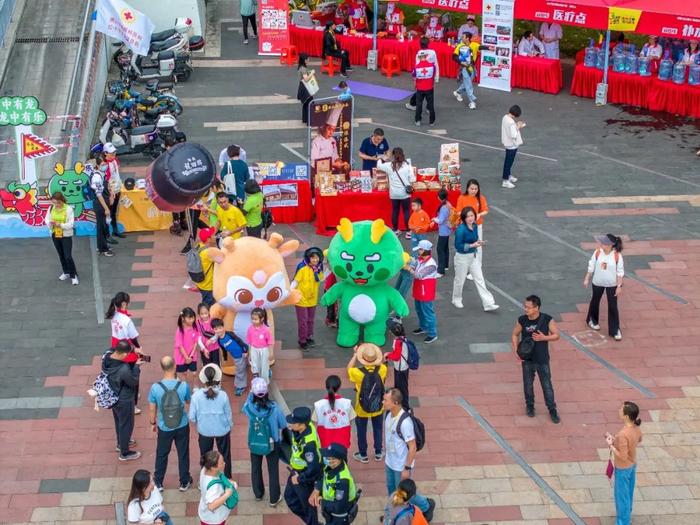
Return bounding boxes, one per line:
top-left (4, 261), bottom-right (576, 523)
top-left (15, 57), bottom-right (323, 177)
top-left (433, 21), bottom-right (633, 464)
top-left (539, 22), bottom-right (563, 59)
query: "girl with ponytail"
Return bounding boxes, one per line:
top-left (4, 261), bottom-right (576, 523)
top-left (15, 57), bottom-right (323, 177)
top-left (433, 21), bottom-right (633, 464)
top-left (312, 374), bottom-right (355, 448)
top-left (174, 307), bottom-right (198, 386)
top-left (584, 233), bottom-right (625, 341)
top-left (606, 401), bottom-right (642, 525)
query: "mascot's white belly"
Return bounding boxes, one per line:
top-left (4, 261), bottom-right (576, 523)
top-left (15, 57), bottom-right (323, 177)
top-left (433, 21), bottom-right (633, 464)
top-left (348, 294), bottom-right (377, 324)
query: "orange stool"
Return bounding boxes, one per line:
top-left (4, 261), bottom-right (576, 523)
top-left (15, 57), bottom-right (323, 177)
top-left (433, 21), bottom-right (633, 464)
top-left (279, 46), bottom-right (299, 66)
top-left (380, 53), bottom-right (401, 78)
top-left (321, 56), bottom-right (340, 77)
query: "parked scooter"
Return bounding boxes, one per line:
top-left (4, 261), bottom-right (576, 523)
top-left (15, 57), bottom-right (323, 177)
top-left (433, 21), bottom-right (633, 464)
top-left (98, 112), bottom-right (184, 158)
top-left (106, 79), bottom-right (183, 117)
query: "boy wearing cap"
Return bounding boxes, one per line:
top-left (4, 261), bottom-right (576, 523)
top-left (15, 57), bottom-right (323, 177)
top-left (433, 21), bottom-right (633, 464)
top-left (197, 227), bottom-right (217, 306)
top-left (411, 240), bottom-right (438, 343)
top-left (285, 406), bottom-right (322, 525)
top-left (102, 143), bottom-right (125, 238)
top-left (310, 443), bottom-right (359, 525)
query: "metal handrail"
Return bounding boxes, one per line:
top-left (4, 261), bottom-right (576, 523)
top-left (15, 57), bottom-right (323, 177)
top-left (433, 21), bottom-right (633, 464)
top-left (62, 0), bottom-right (94, 131)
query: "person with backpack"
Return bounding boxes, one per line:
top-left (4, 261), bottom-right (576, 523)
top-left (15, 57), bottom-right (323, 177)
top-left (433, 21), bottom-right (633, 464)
top-left (198, 450), bottom-right (238, 525)
top-left (309, 443), bottom-right (360, 525)
top-left (285, 406), bottom-right (323, 525)
top-left (102, 341), bottom-right (141, 461)
top-left (192, 227), bottom-right (217, 306)
top-left (242, 378), bottom-right (287, 507)
top-left (312, 375), bottom-right (355, 449)
top-left (430, 188), bottom-right (453, 277)
top-left (385, 321), bottom-right (418, 411)
top-left (189, 364), bottom-right (233, 479)
top-left (147, 356), bottom-right (192, 492)
top-left (584, 234), bottom-right (625, 341)
top-left (347, 343), bottom-right (387, 464)
top-left (382, 388), bottom-right (435, 521)
top-left (382, 479), bottom-right (429, 525)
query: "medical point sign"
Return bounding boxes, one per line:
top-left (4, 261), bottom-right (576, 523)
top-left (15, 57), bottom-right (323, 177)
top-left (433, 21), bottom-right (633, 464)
top-left (0, 97), bottom-right (47, 127)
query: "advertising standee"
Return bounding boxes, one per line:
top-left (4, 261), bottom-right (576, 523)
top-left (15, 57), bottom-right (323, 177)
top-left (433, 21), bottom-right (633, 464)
top-left (258, 0), bottom-right (290, 55)
top-left (479, 0), bottom-right (515, 92)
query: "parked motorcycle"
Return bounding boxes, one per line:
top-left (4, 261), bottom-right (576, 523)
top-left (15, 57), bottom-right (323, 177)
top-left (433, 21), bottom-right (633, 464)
top-left (98, 112), bottom-right (184, 158)
top-left (106, 79), bottom-right (183, 118)
top-left (112, 18), bottom-right (204, 65)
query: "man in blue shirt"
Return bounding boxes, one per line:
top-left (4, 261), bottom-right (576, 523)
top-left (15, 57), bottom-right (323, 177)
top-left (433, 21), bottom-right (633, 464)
top-left (358, 128), bottom-right (389, 171)
top-left (148, 356), bottom-right (192, 491)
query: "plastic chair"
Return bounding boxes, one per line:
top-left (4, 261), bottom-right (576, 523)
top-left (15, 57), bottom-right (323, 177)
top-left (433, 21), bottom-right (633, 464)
top-left (279, 45), bottom-right (299, 67)
top-left (380, 53), bottom-right (401, 78)
top-left (321, 56), bottom-right (340, 77)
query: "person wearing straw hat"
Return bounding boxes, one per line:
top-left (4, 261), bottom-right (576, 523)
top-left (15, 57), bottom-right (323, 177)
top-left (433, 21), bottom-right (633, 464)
top-left (309, 443), bottom-right (360, 525)
top-left (347, 343), bottom-right (387, 464)
top-left (285, 406), bottom-right (322, 525)
top-left (189, 363), bottom-right (234, 479)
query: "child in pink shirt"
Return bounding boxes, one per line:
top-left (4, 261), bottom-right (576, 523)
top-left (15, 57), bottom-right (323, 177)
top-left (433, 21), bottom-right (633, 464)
top-left (174, 307), bottom-right (199, 386)
top-left (196, 303), bottom-right (220, 366)
top-left (246, 308), bottom-right (273, 385)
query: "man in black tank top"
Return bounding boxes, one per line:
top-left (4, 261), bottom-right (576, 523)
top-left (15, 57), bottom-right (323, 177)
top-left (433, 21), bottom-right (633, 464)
top-left (511, 295), bottom-right (561, 424)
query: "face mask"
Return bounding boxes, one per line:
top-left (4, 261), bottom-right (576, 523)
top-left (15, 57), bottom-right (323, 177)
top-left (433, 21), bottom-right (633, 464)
top-left (322, 457), bottom-right (331, 467)
top-left (100, 165), bottom-right (108, 173)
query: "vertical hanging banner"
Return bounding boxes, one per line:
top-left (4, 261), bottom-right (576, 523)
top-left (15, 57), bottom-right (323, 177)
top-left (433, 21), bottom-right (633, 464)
top-left (258, 0), bottom-right (290, 56)
top-left (479, 0), bottom-right (514, 92)
top-left (95, 0), bottom-right (155, 56)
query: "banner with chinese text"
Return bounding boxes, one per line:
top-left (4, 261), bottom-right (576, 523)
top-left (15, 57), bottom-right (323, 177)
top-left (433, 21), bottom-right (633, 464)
top-left (95, 0), bottom-right (155, 56)
top-left (479, 0), bottom-right (514, 92)
top-left (308, 98), bottom-right (353, 178)
top-left (258, 0), bottom-right (290, 56)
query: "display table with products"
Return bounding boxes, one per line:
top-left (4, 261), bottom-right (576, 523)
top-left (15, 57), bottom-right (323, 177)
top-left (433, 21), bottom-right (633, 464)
top-left (119, 188), bottom-right (174, 233)
top-left (511, 55), bottom-right (563, 95)
top-left (261, 179), bottom-right (313, 224)
top-left (314, 189), bottom-right (460, 236)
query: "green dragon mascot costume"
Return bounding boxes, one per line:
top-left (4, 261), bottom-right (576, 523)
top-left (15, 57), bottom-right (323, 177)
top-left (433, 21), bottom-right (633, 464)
top-left (321, 218), bottom-right (410, 347)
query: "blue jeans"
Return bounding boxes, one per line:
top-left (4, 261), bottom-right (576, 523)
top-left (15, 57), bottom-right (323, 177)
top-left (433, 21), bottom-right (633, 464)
top-left (156, 512), bottom-right (173, 525)
top-left (414, 300), bottom-right (436, 337)
top-left (410, 232), bottom-right (426, 250)
top-left (355, 414), bottom-right (383, 457)
top-left (503, 148), bottom-right (518, 180)
top-left (456, 67), bottom-right (476, 103)
top-left (395, 269), bottom-right (414, 299)
top-left (385, 465), bottom-right (429, 512)
top-left (199, 289), bottom-right (215, 306)
top-left (614, 464), bottom-right (636, 525)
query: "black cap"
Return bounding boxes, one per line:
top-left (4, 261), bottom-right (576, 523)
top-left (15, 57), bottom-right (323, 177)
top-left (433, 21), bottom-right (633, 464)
top-left (321, 443), bottom-right (347, 461)
top-left (286, 406), bottom-right (312, 424)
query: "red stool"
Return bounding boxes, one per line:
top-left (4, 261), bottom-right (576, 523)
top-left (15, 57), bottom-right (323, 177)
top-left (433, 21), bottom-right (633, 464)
top-left (380, 53), bottom-right (401, 78)
top-left (279, 46), bottom-right (299, 67)
top-left (321, 56), bottom-right (340, 77)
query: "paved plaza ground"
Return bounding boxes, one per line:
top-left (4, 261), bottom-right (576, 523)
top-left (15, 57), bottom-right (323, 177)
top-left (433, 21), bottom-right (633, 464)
top-left (1, 1), bottom-right (700, 523)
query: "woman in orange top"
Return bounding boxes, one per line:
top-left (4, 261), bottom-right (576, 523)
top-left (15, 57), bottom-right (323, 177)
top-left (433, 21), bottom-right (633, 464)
top-left (456, 179), bottom-right (488, 273)
top-left (605, 401), bottom-right (642, 525)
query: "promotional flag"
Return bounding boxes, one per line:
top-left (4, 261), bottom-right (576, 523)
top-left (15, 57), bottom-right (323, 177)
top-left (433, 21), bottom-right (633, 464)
top-left (95, 0), bottom-right (155, 56)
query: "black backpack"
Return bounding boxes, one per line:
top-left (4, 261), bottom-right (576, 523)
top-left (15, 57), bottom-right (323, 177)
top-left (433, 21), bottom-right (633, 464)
top-left (394, 409), bottom-right (426, 452)
top-left (158, 381), bottom-right (184, 430)
top-left (261, 198), bottom-right (274, 231)
top-left (358, 366), bottom-right (383, 413)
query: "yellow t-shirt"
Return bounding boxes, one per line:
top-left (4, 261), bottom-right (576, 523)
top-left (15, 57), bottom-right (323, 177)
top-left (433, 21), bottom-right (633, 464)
top-left (215, 205), bottom-right (247, 239)
top-left (348, 364), bottom-right (387, 418)
top-left (293, 265), bottom-right (325, 307)
top-left (198, 243), bottom-right (214, 291)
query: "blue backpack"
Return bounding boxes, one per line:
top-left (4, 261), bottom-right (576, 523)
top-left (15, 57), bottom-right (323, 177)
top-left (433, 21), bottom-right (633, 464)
top-left (404, 338), bottom-right (420, 370)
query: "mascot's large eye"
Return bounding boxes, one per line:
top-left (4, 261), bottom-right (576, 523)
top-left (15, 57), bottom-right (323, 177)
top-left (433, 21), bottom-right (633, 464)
top-left (267, 287), bottom-right (282, 302)
top-left (340, 251), bottom-right (355, 261)
top-left (13, 189), bottom-right (26, 199)
top-left (364, 253), bottom-right (381, 262)
top-left (234, 289), bottom-right (253, 304)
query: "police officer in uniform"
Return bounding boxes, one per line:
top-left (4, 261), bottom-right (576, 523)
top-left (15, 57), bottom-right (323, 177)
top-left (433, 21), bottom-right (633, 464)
top-left (309, 443), bottom-right (359, 525)
top-left (285, 407), bottom-right (322, 525)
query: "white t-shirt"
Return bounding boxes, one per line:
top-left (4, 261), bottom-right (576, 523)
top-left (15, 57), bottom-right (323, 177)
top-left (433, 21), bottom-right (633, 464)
top-left (587, 249), bottom-right (624, 288)
top-left (111, 311), bottom-right (139, 341)
top-left (127, 490), bottom-right (164, 524)
top-left (377, 160), bottom-right (416, 200)
top-left (198, 469), bottom-right (231, 524)
top-left (501, 114), bottom-right (523, 149)
top-left (384, 410), bottom-right (416, 472)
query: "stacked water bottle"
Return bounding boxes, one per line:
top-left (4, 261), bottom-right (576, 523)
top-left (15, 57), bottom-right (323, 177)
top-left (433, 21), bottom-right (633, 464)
top-left (583, 39), bottom-right (700, 85)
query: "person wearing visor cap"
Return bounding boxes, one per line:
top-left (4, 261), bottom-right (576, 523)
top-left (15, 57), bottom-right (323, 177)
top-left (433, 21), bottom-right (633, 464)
top-left (285, 406), bottom-right (322, 524)
top-left (309, 443), bottom-right (360, 525)
top-left (584, 234), bottom-right (625, 341)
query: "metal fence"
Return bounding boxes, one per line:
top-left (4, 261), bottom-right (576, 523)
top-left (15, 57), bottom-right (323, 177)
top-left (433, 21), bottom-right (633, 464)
top-left (0, 0), bottom-right (16, 48)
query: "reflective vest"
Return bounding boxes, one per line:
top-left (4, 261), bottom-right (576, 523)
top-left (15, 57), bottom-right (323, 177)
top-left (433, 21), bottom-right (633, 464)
top-left (322, 463), bottom-right (357, 503)
top-left (290, 423), bottom-right (321, 471)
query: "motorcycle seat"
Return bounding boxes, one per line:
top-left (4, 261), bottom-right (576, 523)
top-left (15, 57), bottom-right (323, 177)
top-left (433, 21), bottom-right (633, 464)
top-left (151, 28), bottom-right (177, 42)
top-left (158, 50), bottom-right (175, 61)
top-left (132, 124), bottom-right (156, 135)
top-left (150, 37), bottom-right (179, 52)
top-left (146, 79), bottom-right (174, 91)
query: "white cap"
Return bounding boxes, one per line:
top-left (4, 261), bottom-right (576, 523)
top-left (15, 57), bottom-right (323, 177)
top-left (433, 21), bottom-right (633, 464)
top-left (413, 239), bottom-right (433, 251)
top-left (326, 105), bottom-right (343, 127)
top-left (103, 142), bottom-right (116, 153)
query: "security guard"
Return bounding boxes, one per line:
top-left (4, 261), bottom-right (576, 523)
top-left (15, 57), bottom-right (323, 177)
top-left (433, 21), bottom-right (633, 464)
top-left (285, 407), bottom-right (322, 525)
top-left (309, 443), bottom-right (360, 525)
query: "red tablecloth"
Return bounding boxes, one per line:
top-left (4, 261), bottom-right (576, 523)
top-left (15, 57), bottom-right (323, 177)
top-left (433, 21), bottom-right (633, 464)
top-left (570, 64), bottom-right (700, 117)
top-left (315, 189), bottom-right (460, 236)
top-left (511, 56), bottom-right (563, 95)
top-left (261, 179), bottom-right (312, 224)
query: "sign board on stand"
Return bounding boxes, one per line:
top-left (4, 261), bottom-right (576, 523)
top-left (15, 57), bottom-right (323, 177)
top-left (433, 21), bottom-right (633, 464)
top-left (479, 0), bottom-right (514, 92)
top-left (258, 0), bottom-right (290, 55)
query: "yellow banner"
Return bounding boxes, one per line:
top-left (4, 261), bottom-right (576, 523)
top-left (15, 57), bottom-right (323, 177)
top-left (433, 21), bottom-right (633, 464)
top-left (608, 7), bottom-right (642, 32)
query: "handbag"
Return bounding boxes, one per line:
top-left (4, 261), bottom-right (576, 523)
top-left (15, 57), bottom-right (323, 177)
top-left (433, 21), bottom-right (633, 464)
top-left (606, 451), bottom-right (614, 479)
top-left (516, 316), bottom-right (544, 361)
top-left (394, 167), bottom-right (414, 194)
top-left (302, 73), bottom-right (319, 96)
top-left (222, 161), bottom-right (237, 197)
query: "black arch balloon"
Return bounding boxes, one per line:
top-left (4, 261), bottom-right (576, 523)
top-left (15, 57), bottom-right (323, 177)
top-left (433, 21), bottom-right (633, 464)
top-left (145, 142), bottom-right (217, 212)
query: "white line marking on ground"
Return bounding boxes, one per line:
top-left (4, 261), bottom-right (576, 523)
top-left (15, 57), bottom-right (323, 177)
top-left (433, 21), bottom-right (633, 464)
top-left (90, 236), bottom-right (104, 325)
top-left (280, 142), bottom-right (309, 163)
top-left (179, 95), bottom-right (297, 106)
top-left (193, 59), bottom-right (283, 67)
top-left (587, 151), bottom-right (700, 189)
top-left (205, 118), bottom-right (372, 132)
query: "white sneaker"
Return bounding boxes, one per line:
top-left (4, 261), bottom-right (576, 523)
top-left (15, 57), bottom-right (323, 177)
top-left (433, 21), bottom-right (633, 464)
top-left (452, 300), bottom-right (464, 309)
top-left (134, 407), bottom-right (142, 415)
top-left (405, 103), bottom-right (416, 110)
top-left (484, 304), bottom-right (500, 312)
top-left (244, 39), bottom-right (249, 44)
top-left (468, 102), bottom-right (477, 110)
top-left (509, 176), bottom-right (518, 183)
top-left (614, 330), bottom-right (622, 341)
top-left (71, 276), bottom-right (79, 286)
top-left (436, 273), bottom-right (444, 278)
top-left (502, 180), bottom-right (516, 189)
top-left (59, 273), bottom-right (70, 281)
top-left (466, 274), bottom-right (474, 281)
top-left (452, 90), bottom-right (463, 102)
top-left (588, 320), bottom-right (600, 330)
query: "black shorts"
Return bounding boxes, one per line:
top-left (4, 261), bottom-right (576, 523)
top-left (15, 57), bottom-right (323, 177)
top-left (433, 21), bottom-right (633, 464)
top-left (175, 362), bottom-right (197, 373)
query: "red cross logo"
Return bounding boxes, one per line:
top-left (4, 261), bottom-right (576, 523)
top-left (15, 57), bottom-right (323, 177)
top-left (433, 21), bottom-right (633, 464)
top-left (120, 9), bottom-right (136, 24)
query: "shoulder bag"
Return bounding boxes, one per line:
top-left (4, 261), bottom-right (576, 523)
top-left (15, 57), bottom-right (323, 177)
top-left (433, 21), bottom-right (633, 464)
top-left (394, 166), bottom-right (414, 195)
top-left (302, 71), bottom-right (319, 96)
top-left (516, 316), bottom-right (545, 361)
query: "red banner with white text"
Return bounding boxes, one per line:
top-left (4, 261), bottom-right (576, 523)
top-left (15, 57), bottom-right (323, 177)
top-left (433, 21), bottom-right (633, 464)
top-left (396, 0), bottom-right (477, 15)
top-left (258, 0), bottom-right (290, 56)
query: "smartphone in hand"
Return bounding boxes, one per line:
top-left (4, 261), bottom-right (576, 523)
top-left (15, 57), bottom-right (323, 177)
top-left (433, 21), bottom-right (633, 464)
top-left (142, 355), bottom-right (152, 363)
